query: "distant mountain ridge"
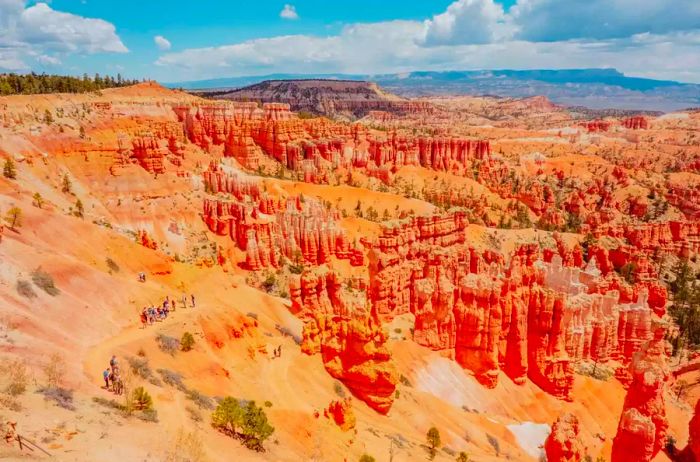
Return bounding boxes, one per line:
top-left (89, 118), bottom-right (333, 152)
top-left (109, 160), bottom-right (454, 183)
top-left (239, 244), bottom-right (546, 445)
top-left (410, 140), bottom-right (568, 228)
top-left (164, 69), bottom-right (700, 112)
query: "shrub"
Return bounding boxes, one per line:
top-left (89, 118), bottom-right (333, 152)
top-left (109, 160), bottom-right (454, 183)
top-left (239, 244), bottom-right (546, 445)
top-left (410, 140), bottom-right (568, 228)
top-left (1, 359), bottom-right (29, 396)
top-left (16, 279), bottom-right (37, 299)
top-left (93, 396), bottom-right (126, 411)
top-left (457, 452), bottom-right (470, 462)
top-left (486, 434), bottom-right (500, 456)
top-left (275, 324), bottom-right (302, 345)
top-left (157, 368), bottom-right (187, 392)
top-left (131, 386), bottom-right (153, 411)
top-left (333, 381), bottom-right (346, 398)
top-left (186, 388), bottom-right (215, 410)
top-left (127, 356), bottom-right (162, 386)
top-left (427, 427), bottom-right (442, 459)
top-left (186, 406), bottom-right (203, 422)
top-left (164, 429), bottom-right (207, 462)
top-left (106, 257), bottom-right (120, 273)
top-left (38, 386), bottom-right (75, 411)
top-left (44, 353), bottom-right (65, 388)
top-left (261, 273), bottom-right (276, 292)
top-left (156, 333), bottom-right (180, 355)
top-left (359, 455), bottom-right (376, 462)
top-left (138, 408), bottom-right (159, 422)
top-left (31, 267), bottom-right (59, 296)
top-left (180, 332), bottom-right (195, 352)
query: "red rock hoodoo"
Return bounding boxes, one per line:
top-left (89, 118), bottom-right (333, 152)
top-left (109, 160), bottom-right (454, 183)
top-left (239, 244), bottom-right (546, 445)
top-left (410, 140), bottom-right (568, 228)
top-left (544, 413), bottom-right (584, 462)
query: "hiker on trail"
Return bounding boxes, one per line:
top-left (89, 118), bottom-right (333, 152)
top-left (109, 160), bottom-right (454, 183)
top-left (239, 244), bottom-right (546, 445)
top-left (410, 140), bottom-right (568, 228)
top-left (109, 355), bottom-right (118, 373)
top-left (103, 368), bottom-right (110, 388)
top-left (191, 294), bottom-right (196, 308)
top-left (148, 306), bottom-right (156, 324)
top-left (4, 421), bottom-right (17, 445)
top-left (278, 345), bottom-right (282, 358)
top-left (163, 297), bottom-right (170, 310)
top-left (171, 298), bottom-right (176, 311)
top-left (140, 308), bottom-right (148, 328)
top-left (112, 371), bottom-right (123, 395)
top-left (181, 294), bottom-right (187, 309)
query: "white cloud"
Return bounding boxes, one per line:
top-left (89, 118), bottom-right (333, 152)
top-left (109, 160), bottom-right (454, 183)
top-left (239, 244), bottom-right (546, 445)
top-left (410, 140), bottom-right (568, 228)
top-left (0, 1), bottom-right (126, 71)
top-left (155, 19), bottom-right (700, 83)
top-left (511, 0), bottom-right (700, 42)
top-left (280, 4), bottom-right (298, 20)
top-left (36, 54), bottom-right (61, 65)
top-left (154, 35), bottom-right (171, 51)
top-left (421, 0), bottom-right (511, 46)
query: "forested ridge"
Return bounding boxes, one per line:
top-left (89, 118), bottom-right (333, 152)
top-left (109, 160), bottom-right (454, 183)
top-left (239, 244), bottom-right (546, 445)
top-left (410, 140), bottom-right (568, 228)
top-left (0, 73), bottom-right (141, 95)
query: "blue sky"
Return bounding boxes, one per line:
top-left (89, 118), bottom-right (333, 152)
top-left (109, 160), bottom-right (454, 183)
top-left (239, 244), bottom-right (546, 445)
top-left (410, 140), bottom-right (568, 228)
top-left (1, 0), bottom-right (699, 83)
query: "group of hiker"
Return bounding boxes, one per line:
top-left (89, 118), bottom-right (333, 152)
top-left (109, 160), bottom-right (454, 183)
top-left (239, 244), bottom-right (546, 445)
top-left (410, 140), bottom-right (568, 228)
top-left (102, 355), bottom-right (123, 395)
top-left (139, 294), bottom-right (195, 327)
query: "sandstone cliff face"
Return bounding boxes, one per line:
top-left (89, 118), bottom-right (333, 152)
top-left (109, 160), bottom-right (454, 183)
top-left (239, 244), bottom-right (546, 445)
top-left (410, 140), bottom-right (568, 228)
top-left (291, 267), bottom-right (398, 414)
top-left (365, 213), bottom-right (662, 400)
top-left (302, 311), bottom-right (398, 414)
top-left (611, 325), bottom-right (670, 462)
top-left (544, 413), bottom-right (584, 462)
top-left (202, 163), bottom-right (356, 270)
top-left (622, 116), bottom-right (649, 129)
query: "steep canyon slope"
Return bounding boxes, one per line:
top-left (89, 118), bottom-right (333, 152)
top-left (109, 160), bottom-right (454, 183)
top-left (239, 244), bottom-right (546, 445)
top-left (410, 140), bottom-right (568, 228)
top-left (0, 81), bottom-right (699, 461)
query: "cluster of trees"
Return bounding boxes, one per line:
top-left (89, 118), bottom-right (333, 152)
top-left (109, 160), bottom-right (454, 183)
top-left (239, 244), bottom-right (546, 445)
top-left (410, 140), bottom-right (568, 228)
top-left (211, 398), bottom-right (274, 451)
top-left (0, 73), bottom-right (141, 96)
top-left (669, 259), bottom-right (700, 352)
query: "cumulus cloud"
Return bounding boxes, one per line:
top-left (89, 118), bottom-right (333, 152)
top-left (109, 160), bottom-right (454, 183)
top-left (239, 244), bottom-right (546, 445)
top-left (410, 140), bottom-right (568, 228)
top-left (154, 35), bottom-right (171, 51)
top-left (511, 0), bottom-right (700, 42)
top-left (280, 4), bottom-right (298, 20)
top-left (0, 1), bottom-right (126, 71)
top-left (421, 0), bottom-right (511, 46)
top-left (155, 18), bottom-right (700, 83)
top-left (152, 0), bottom-right (700, 83)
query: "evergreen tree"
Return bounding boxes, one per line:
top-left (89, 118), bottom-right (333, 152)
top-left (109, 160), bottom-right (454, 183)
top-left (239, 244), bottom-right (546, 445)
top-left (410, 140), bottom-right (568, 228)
top-left (5, 207), bottom-right (22, 230)
top-left (427, 427), bottom-right (441, 459)
top-left (61, 174), bottom-right (72, 193)
top-left (74, 199), bottom-right (84, 218)
top-left (32, 192), bottom-right (44, 208)
top-left (3, 158), bottom-right (17, 179)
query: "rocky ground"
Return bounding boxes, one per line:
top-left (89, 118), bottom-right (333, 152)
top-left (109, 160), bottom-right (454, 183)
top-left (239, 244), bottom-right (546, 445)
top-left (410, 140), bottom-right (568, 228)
top-left (0, 82), bottom-right (698, 461)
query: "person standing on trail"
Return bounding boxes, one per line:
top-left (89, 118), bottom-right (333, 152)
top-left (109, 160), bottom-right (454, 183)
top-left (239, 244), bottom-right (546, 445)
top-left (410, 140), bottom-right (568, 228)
top-left (103, 368), bottom-right (110, 389)
top-left (171, 298), bottom-right (176, 311)
top-left (140, 308), bottom-right (148, 328)
top-left (191, 294), bottom-right (196, 308)
top-left (181, 294), bottom-right (187, 309)
top-left (109, 355), bottom-right (118, 373)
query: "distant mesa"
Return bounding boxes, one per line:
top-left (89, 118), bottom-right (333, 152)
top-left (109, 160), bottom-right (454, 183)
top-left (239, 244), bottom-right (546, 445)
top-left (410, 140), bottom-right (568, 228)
top-left (204, 79), bottom-right (436, 119)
